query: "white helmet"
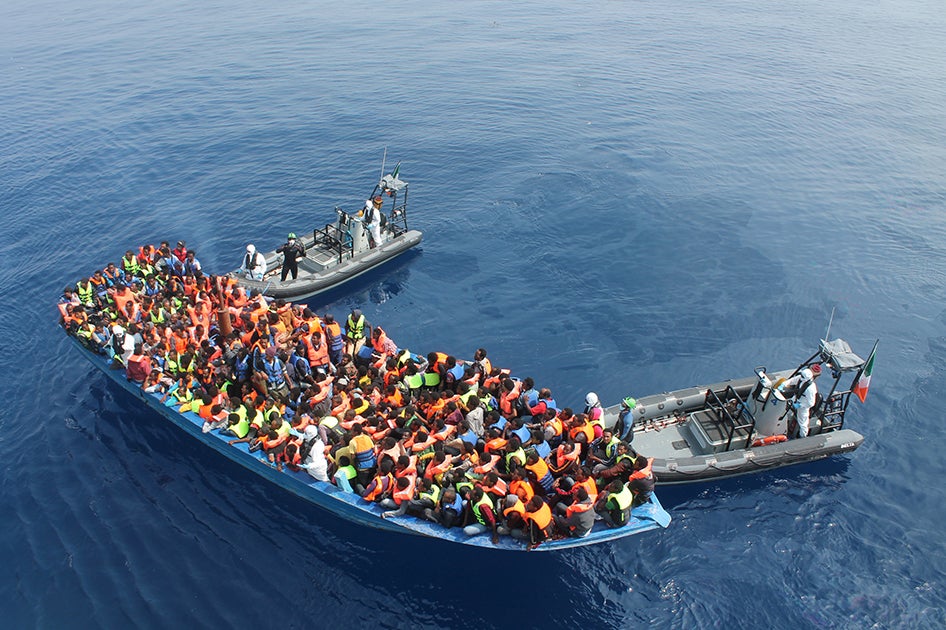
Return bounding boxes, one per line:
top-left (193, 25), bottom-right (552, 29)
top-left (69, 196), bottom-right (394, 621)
top-left (585, 392), bottom-right (599, 406)
top-left (800, 368), bottom-right (813, 381)
top-left (246, 244), bottom-right (256, 253)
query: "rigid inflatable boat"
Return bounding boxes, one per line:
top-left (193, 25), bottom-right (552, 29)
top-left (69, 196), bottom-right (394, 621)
top-left (230, 165), bottom-right (422, 300)
top-left (606, 338), bottom-right (874, 484)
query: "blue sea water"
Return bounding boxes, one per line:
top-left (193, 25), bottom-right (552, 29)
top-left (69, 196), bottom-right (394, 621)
top-left (2, 0), bottom-right (945, 626)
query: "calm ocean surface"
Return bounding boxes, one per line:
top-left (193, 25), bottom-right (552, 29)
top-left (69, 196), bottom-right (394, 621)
top-left (2, 0), bottom-right (945, 627)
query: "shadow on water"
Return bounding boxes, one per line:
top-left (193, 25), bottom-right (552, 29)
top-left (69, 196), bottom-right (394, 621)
top-left (656, 456), bottom-right (854, 510)
top-left (294, 248), bottom-right (423, 311)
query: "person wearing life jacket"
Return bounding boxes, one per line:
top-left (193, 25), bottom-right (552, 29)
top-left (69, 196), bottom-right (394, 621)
top-left (523, 496), bottom-right (554, 548)
top-left (125, 344), bottom-right (152, 383)
top-left (508, 467), bottom-right (535, 503)
top-left (525, 451), bottom-right (555, 495)
top-left (434, 486), bottom-right (464, 528)
top-left (120, 250), bottom-right (141, 277)
top-left (348, 422), bottom-right (378, 487)
top-left (261, 346), bottom-right (293, 401)
top-left (553, 486), bottom-right (596, 538)
top-left (463, 487), bottom-right (499, 544)
top-left (380, 475), bottom-right (417, 518)
top-left (589, 429), bottom-right (621, 470)
top-left (183, 250), bottom-right (202, 277)
top-left (477, 471), bottom-right (508, 503)
top-left (370, 326), bottom-right (398, 359)
top-left (344, 308), bottom-right (370, 354)
top-left (332, 455), bottom-right (359, 493)
top-left (322, 314), bottom-right (345, 365)
top-left (584, 391), bottom-right (605, 439)
top-left (549, 439), bottom-right (581, 476)
top-left (240, 244), bottom-right (267, 280)
top-left (496, 494), bottom-right (528, 540)
top-left (472, 348), bottom-right (492, 385)
top-left (362, 459), bottom-right (396, 503)
top-left (595, 480), bottom-right (634, 528)
top-left (778, 365), bottom-right (822, 438)
top-left (75, 278), bottom-right (96, 308)
top-left (596, 441), bottom-right (638, 484)
top-left (627, 456), bottom-right (656, 506)
top-left (529, 388), bottom-right (557, 417)
top-left (406, 478), bottom-right (442, 522)
top-left (499, 378), bottom-right (522, 419)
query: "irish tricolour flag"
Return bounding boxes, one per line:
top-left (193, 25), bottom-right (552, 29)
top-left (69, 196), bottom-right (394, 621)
top-left (853, 341), bottom-right (878, 403)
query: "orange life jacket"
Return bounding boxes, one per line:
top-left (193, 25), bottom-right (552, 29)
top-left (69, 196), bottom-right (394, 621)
top-left (525, 501), bottom-right (553, 530)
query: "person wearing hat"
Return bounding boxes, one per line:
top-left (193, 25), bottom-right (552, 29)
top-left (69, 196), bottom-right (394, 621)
top-left (275, 232), bottom-right (306, 281)
top-left (613, 396), bottom-right (637, 443)
top-left (361, 196), bottom-right (383, 248)
top-left (240, 244), bottom-right (266, 280)
top-left (779, 364), bottom-right (822, 438)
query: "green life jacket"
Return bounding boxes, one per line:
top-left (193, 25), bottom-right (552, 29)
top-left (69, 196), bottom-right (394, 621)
top-left (230, 416), bottom-right (250, 439)
top-left (604, 436), bottom-right (621, 459)
top-left (405, 373), bottom-right (423, 390)
top-left (505, 447), bottom-right (527, 470)
top-left (338, 464), bottom-right (357, 480)
top-left (121, 255), bottom-right (140, 276)
top-left (76, 283), bottom-right (94, 306)
top-left (418, 484), bottom-right (442, 504)
top-left (346, 314), bottom-right (365, 340)
top-left (608, 484), bottom-right (634, 511)
top-left (472, 494), bottom-right (493, 526)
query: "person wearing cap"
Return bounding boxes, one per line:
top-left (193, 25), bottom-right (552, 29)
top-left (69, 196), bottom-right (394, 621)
top-left (779, 364), bottom-right (822, 438)
top-left (240, 244), bottom-right (266, 280)
top-left (275, 232), bottom-right (306, 281)
top-left (614, 396), bottom-right (637, 443)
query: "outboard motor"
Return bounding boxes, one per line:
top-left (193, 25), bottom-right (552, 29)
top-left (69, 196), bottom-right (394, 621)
top-left (748, 368), bottom-right (789, 436)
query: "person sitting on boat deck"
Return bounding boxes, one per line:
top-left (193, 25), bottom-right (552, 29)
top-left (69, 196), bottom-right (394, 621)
top-left (595, 480), bottom-right (634, 528)
top-left (362, 459), bottom-right (396, 503)
top-left (552, 485), bottom-right (595, 538)
top-left (595, 441), bottom-right (637, 483)
top-left (108, 324), bottom-right (136, 367)
top-left (627, 456), bottom-right (656, 506)
top-left (584, 392), bottom-right (604, 438)
top-left (588, 429), bottom-right (621, 471)
top-left (260, 345), bottom-right (293, 401)
top-left (183, 250), bottom-right (202, 276)
top-left (240, 244), bottom-right (267, 280)
top-left (275, 232), bottom-right (306, 282)
top-left (172, 240), bottom-right (188, 263)
top-left (434, 485), bottom-right (464, 528)
top-left (299, 425), bottom-right (330, 482)
top-left (779, 365), bottom-right (821, 438)
top-left (463, 486), bottom-right (499, 544)
top-left (361, 196), bottom-right (383, 248)
top-left (523, 495), bottom-right (554, 548)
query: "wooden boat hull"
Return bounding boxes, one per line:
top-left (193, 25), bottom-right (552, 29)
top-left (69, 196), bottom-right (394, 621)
top-left (68, 336), bottom-right (670, 550)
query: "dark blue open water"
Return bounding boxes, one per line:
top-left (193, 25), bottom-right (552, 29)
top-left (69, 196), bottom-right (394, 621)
top-left (2, 1), bottom-right (945, 627)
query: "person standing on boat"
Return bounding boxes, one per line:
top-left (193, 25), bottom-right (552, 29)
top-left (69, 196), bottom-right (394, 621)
top-left (779, 365), bottom-right (821, 438)
top-left (240, 244), bottom-right (266, 280)
top-left (362, 196), bottom-right (383, 248)
top-left (344, 308), bottom-right (370, 355)
top-left (276, 233), bottom-right (306, 282)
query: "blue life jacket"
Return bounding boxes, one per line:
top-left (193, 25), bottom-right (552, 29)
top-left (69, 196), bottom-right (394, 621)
top-left (448, 364), bottom-right (465, 381)
top-left (264, 358), bottom-right (285, 386)
top-left (235, 355), bottom-right (251, 380)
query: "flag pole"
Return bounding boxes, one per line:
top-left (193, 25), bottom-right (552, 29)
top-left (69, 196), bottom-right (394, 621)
top-left (823, 307), bottom-right (836, 343)
top-left (380, 147), bottom-right (387, 180)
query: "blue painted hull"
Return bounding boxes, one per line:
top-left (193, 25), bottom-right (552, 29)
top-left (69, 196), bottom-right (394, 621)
top-left (69, 336), bottom-right (670, 550)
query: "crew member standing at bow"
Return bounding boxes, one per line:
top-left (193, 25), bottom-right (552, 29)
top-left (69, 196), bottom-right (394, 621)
top-left (276, 233), bottom-right (306, 281)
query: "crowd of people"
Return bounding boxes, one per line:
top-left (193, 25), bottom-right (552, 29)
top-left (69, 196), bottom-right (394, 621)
top-left (58, 240), bottom-right (656, 548)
